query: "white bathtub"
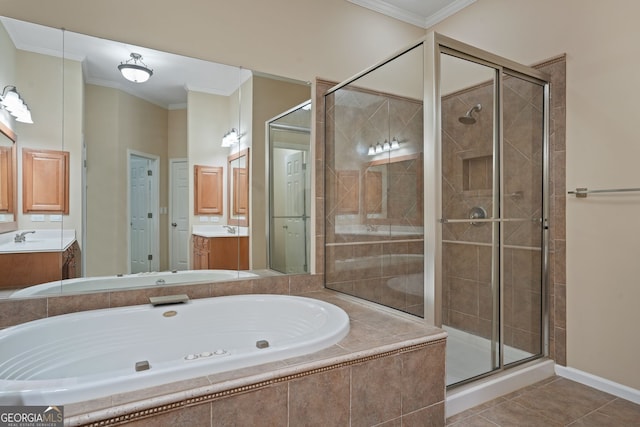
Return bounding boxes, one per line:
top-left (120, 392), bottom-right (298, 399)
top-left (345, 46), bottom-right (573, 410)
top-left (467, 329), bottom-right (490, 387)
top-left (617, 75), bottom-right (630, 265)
top-left (9, 269), bottom-right (258, 298)
top-left (0, 294), bottom-right (350, 405)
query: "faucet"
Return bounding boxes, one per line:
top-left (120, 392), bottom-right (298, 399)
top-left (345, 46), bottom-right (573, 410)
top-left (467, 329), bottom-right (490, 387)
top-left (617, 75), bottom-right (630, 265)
top-left (14, 230), bottom-right (36, 243)
top-left (223, 225), bottom-right (237, 234)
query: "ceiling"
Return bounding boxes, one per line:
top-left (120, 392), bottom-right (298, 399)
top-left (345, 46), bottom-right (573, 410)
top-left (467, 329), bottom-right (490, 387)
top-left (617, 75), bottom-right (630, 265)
top-left (347, 0), bottom-right (476, 28)
top-left (1, 16), bottom-right (252, 109)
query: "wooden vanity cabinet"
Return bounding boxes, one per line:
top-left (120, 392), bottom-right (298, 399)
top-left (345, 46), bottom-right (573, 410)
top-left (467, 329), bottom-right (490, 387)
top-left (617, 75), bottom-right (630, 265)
top-left (192, 235), bottom-right (249, 270)
top-left (0, 241), bottom-right (81, 289)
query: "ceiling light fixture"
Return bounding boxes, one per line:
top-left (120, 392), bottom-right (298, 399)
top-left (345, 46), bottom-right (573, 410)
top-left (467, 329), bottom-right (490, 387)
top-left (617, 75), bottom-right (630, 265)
top-left (0, 85), bottom-right (33, 124)
top-left (118, 53), bottom-right (153, 83)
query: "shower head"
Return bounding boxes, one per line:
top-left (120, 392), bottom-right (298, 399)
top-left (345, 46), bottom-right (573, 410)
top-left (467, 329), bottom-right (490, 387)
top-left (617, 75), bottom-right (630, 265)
top-left (458, 103), bottom-right (482, 125)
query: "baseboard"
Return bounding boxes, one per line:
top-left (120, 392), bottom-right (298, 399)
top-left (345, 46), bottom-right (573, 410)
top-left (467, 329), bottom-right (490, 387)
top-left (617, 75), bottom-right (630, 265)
top-left (446, 359), bottom-right (555, 418)
top-left (555, 365), bottom-right (640, 404)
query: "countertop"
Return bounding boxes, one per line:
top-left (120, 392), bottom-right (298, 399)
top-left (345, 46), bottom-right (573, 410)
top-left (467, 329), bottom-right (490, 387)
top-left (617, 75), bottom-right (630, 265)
top-left (0, 229), bottom-right (76, 253)
top-left (192, 225), bottom-right (249, 238)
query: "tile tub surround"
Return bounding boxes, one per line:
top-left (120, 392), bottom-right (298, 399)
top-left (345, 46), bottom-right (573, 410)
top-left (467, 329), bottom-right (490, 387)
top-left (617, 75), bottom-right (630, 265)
top-left (62, 289), bottom-right (447, 426)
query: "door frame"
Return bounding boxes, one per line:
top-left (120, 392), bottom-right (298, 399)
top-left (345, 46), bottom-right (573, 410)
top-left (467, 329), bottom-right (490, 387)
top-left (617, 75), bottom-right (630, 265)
top-left (424, 33), bottom-right (551, 386)
top-left (127, 150), bottom-right (160, 273)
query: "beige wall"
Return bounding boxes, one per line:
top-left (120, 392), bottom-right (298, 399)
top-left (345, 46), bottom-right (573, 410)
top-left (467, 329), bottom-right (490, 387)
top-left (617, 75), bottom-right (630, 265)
top-left (431, 0), bottom-right (640, 390)
top-left (85, 85), bottom-right (168, 275)
top-left (168, 109), bottom-right (187, 159)
top-left (14, 51), bottom-right (83, 237)
top-left (251, 76), bottom-right (310, 269)
top-left (0, 21), bottom-right (16, 129)
top-left (187, 90), bottom-right (230, 233)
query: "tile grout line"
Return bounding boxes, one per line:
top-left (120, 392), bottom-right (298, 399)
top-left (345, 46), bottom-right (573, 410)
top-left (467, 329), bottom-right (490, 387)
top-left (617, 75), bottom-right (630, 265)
top-left (565, 397), bottom-right (620, 426)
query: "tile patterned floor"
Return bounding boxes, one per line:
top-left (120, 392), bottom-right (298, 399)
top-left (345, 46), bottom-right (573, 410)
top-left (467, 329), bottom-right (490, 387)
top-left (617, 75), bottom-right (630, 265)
top-left (446, 376), bottom-right (640, 426)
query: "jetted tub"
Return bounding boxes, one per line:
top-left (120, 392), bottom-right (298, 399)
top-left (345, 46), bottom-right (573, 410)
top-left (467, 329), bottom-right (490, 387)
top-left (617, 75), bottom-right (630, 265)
top-left (0, 294), bottom-right (350, 405)
top-left (9, 269), bottom-right (258, 298)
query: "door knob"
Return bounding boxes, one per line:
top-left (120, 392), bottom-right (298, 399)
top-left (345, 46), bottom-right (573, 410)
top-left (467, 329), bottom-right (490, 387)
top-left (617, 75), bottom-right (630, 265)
top-left (171, 222), bottom-right (177, 227)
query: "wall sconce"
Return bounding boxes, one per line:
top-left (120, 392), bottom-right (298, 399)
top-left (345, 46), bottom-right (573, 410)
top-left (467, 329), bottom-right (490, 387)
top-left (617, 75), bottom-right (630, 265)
top-left (367, 137), bottom-right (401, 156)
top-left (118, 53), bottom-right (153, 83)
top-left (0, 86), bottom-right (33, 124)
top-left (221, 128), bottom-right (240, 147)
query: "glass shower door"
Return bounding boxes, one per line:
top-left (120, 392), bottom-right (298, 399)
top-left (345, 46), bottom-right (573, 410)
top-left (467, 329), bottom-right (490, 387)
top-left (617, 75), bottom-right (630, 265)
top-left (439, 53), bottom-right (500, 385)
top-left (438, 47), bottom-right (548, 386)
top-left (501, 71), bottom-right (546, 365)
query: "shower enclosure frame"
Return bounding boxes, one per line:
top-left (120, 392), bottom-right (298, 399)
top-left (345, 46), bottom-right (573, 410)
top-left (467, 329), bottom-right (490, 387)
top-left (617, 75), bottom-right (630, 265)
top-left (323, 31), bottom-right (551, 388)
top-left (424, 33), bottom-right (551, 386)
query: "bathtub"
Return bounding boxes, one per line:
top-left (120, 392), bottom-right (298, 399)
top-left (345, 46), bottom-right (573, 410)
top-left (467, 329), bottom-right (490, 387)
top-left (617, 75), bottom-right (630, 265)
top-left (0, 294), bottom-right (350, 405)
top-left (9, 269), bottom-right (258, 298)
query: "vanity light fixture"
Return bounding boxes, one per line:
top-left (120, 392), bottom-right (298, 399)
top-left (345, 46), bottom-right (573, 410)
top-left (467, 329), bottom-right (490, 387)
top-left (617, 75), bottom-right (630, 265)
top-left (0, 86), bottom-right (33, 124)
top-left (367, 137), bottom-right (401, 156)
top-left (118, 53), bottom-right (153, 83)
top-left (221, 128), bottom-right (240, 147)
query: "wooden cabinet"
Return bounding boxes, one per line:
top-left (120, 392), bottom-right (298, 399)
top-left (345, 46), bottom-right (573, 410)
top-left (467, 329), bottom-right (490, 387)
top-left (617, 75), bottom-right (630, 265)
top-left (192, 235), bottom-right (249, 270)
top-left (0, 241), bottom-right (81, 290)
top-left (22, 148), bottom-right (69, 214)
top-left (0, 145), bottom-right (15, 213)
top-left (194, 165), bottom-right (223, 215)
top-left (192, 235), bottom-right (210, 270)
top-left (336, 170), bottom-right (360, 214)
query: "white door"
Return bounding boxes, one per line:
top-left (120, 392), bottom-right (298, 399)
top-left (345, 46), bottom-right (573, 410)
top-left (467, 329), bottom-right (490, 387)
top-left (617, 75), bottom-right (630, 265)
top-left (170, 159), bottom-right (189, 271)
top-left (129, 154), bottom-right (158, 273)
top-left (284, 151), bottom-right (307, 273)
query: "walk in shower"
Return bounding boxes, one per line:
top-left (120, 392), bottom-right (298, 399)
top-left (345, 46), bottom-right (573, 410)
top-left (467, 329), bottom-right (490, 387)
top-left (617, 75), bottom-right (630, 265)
top-left (324, 33), bottom-right (550, 387)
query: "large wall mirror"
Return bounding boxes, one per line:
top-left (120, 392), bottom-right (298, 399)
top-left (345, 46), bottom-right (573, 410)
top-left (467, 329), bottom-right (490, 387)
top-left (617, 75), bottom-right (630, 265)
top-left (0, 123), bottom-right (17, 234)
top-left (0, 16), bottom-right (311, 299)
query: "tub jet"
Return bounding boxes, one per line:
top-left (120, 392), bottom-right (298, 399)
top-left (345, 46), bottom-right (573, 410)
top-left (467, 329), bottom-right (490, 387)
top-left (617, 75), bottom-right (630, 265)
top-left (135, 360), bottom-right (150, 372)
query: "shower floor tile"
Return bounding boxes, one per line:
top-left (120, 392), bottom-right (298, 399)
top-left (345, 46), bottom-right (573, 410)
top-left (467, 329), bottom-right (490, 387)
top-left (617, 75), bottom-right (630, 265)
top-left (446, 376), bottom-right (640, 426)
top-left (445, 326), bottom-right (533, 386)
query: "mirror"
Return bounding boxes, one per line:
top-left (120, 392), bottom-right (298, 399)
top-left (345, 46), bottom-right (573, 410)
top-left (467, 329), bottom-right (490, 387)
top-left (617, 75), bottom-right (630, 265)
top-left (228, 148), bottom-right (249, 227)
top-left (0, 122), bottom-right (16, 233)
top-left (363, 153), bottom-right (423, 224)
top-left (268, 101), bottom-right (312, 274)
top-left (0, 16), bottom-right (311, 299)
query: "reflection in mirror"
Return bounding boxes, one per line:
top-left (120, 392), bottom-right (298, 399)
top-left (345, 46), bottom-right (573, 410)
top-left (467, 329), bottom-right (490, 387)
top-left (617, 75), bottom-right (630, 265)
top-left (268, 101), bottom-right (311, 274)
top-left (0, 123), bottom-right (16, 233)
top-left (228, 148), bottom-right (249, 227)
top-left (0, 15), bottom-right (311, 299)
top-left (0, 17), bottom-right (66, 297)
top-left (363, 153), bottom-right (423, 225)
top-left (324, 43), bottom-right (425, 316)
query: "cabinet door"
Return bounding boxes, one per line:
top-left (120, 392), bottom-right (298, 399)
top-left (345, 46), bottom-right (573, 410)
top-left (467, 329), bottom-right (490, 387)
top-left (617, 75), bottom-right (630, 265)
top-left (209, 237), bottom-right (249, 270)
top-left (194, 165), bottom-right (223, 215)
top-left (0, 145), bottom-right (15, 213)
top-left (22, 148), bottom-right (69, 213)
top-left (192, 235), bottom-right (210, 270)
